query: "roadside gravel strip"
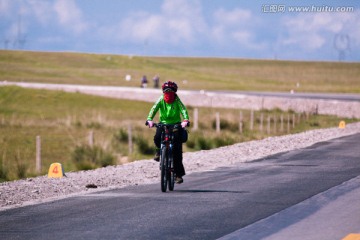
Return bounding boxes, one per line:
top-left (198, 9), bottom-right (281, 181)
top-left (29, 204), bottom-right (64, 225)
top-left (1, 122), bottom-right (360, 211)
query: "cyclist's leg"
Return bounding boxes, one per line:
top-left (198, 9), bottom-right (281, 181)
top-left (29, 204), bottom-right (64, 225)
top-left (153, 127), bottom-right (161, 161)
top-left (154, 127), bottom-right (161, 148)
top-left (173, 129), bottom-right (185, 177)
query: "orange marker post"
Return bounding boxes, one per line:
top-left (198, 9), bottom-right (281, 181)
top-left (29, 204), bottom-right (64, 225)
top-left (48, 163), bottom-right (65, 178)
top-left (339, 120), bottom-right (346, 129)
top-left (342, 234), bottom-right (360, 240)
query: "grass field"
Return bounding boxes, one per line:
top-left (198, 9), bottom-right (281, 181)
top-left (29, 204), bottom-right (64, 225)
top-left (1, 50), bottom-right (360, 93)
top-left (0, 86), bottom-right (357, 181)
top-left (0, 50), bottom-right (359, 181)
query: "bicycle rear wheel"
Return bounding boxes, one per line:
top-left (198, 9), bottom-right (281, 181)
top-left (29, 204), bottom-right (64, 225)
top-left (160, 147), bottom-right (167, 192)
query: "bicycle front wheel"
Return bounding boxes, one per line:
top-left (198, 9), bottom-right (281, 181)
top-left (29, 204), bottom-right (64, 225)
top-left (160, 147), bottom-right (167, 192)
top-left (168, 152), bottom-right (175, 191)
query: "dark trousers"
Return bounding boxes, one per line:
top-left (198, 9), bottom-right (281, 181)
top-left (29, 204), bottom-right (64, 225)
top-left (154, 127), bottom-right (186, 177)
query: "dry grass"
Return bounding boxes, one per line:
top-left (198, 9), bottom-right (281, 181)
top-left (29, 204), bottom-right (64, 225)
top-left (0, 50), bottom-right (359, 181)
top-left (1, 50), bottom-right (359, 93)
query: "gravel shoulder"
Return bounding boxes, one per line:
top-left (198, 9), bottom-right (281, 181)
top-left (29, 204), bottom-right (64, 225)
top-left (1, 122), bottom-right (360, 212)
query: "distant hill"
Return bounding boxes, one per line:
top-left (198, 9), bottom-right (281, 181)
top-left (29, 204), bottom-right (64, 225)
top-left (0, 50), bottom-right (359, 93)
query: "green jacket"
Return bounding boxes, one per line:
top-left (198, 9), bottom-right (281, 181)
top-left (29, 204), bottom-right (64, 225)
top-left (147, 95), bottom-right (189, 124)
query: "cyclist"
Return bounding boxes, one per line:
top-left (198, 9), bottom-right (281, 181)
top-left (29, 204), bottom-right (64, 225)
top-left (146, 81), bottom-right (190, 184)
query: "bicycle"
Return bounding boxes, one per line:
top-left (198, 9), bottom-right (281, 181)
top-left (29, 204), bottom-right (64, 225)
top-left (146, 122), bottom-right (186, 192)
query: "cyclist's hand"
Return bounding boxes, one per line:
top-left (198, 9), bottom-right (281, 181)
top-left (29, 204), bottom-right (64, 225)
top-left (181, 120), bottom-right (189, 128)
top-left (147, 120), bottom-right (154, 128)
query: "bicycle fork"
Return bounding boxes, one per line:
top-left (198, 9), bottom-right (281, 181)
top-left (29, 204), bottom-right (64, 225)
top-left (159, 143), bottom-right (173, 171)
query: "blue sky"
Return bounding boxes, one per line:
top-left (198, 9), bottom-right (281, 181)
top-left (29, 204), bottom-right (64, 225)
top-left (1, 0), bottom-right (359, 61)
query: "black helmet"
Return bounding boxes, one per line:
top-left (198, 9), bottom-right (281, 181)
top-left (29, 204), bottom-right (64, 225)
top-left (162, 81), bottom-right (178, 92)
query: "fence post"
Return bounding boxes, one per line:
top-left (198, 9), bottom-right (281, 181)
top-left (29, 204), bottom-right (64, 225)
top-left (193, 108), bottom-right (199, 130)
top-left (250, 110), bottom-right (254, 131)
top-left (292, 114), bottom-right (295, 128)
top-left (273, 114), bottom-right (277, 134)
top-left (239, 111), bottom-right (243, 134)
top-left (1, 152), bottom-right (5, 173)
top-left (36, 136), bottom-right (41, 174)
top-left (287, 115), bottom-right (290, 133)
top-left (88, 130), bottom-right (94, 146)
top-left (280, 114), bottom-right (284, 132)
top-left (259, 113), bottom-right (264, 133)
top-left (267, 115), bottom-right (271, 135)
top-left (216, 112), bottom-right (220, 133)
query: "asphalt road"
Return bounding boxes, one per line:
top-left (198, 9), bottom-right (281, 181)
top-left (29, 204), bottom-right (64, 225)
top-left (1, 133), bottom-right (360, 240)
top-left (210, 90), bottom-right (360, 102)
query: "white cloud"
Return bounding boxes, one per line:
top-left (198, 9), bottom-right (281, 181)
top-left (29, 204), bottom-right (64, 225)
top-left (120, 12), bottom-right (163, 42)
top-left (0, 1), bottom-right (29, 40)
top-left (0, 0), bottom-right (11, 16)
top-left (340, 11), bottom-right (360, 47)
top-left (0, 0), bottom-right (89, 41)
top-left (116, 0), bottom-right (206, 45)
top-left (162, 0), bottom-right (202, 19)
top-left (232, 31), bottom-right (252, 44)
top-left (53, 0), bottom-right (88, 34)
top-left (214, 8), bottom-right (252, 26)
top-left (27, 0), bottom-right (53, 26)
top-left (282, 11), bottom-right (360, 51)
top-left (211, 8), bottom-right (266, 50)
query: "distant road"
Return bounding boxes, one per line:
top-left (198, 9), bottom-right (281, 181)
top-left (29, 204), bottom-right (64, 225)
top-left (210, 90), bottom-right (360, 102)
top-left (1, 133), bottom-right (360, 240)
top-left (1, 81), bottom-right (360, 117)
top-left (1, 81), bottom-right (360, 102)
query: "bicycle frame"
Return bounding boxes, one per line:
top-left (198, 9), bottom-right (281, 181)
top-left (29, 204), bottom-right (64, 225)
top-left (156, 123), bottom-right (180, 192)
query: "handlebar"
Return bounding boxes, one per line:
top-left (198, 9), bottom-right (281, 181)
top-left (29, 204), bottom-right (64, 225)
top-left (145, 121), bottom-right (190, 128)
